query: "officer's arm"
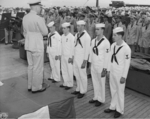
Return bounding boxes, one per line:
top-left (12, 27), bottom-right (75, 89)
top-left (122, 46), bottom-right (131, 79)
top-left (136, 26), bottom-right (141, 44)
top-left (137, 27), bottom-right (142, 44)
top-left (103, 40), bottom-right (111, 70)
top-left (84, 35), bottom-right (91, 61)
top-left (37, 17), bottom-right (48, 36)
top-left (22, 19), bottom-right (27, 38)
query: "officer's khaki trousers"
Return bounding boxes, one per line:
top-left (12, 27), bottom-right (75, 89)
top-left (27, 51), bottom-right (44, 91)
top-left (4, 29), bottom-right (13, 43)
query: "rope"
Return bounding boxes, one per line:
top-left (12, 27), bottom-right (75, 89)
top-left (83, 0), bottom-right (90, 6)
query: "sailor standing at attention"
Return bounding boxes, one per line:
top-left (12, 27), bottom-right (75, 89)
top-left (88, 23), bottom-right (110, 107)
top-left (22, 0), bottom-right (48, 93)
top-left (60, 22), bottom-right (75, 90)
top-left (47, 21), bottom-right (61, 83)
top-left (72, 20), bottom-right (91, 99)
top-left (104, 27), bottom-right (131, 118)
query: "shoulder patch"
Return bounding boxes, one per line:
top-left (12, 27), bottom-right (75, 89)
top-left (126, 55), bottom-right (129, 59)
top-left (106, 49), bottom-right (109, 53)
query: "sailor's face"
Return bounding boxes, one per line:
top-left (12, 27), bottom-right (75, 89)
top-left (113, 33), bottom-right (119, 42)
top-left (62, 27), bottom-right (68, 34)
top-left (49, 26), bottom-right (55, 32)
top-left (95, 28), bottom-right (102, 36)
top-left (66, 16), bottom-right (71, 22)
top-left (77, 25), bottom-right (82, 32)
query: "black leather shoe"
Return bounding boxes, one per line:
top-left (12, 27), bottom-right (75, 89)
top-left (48, 78), bottom-right (54, 81)
top-left (60, 85), bottom-right (66, 88)
top-left (52, 80), bottom-right (57, 83)
top-left (114, 111), bottom-right (122, 118)
top-left (95, 101), bottom-right (102, 107)
top-left (32, 87), bottom-right (46, 94)
top-left (42, 83), bottom-right (50, 88)
top-left (77, 93), bottom-right (85, 99)
top-left (65, 87), bottom-right (71, 90)
top-left (88, 74), bottom-right (92, 79)
top-left (71, 91), bottom-right (80, 95)
top-left (104, 109), bottom-right (116, 113)
top-left (28, 89), bottom-right (32, 92)
top-left (89, 99), bottom-right (97, 104)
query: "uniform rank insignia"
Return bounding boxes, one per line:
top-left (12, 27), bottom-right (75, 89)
top-left (126, 55), bottom-right (129, 59)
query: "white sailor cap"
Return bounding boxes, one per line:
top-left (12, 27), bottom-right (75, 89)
top-left (47, 21), bottom-right (55, 28)
top-left (95, 23), bottom-right (105, 28)
top-left (77, 20), bottom-right (86, 25)
top-left (62, 22), bottom-right (70, 28)
top-left (113, 27), bottom-right (124, 34)
top-left (28, 0), bottom-right (42, 6)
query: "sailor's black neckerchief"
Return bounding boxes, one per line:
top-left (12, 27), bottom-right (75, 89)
top-left (111, 45), bottom-right (124, 65)
top-left (75, 32), bottom-right (85, 48)
top-left (48, 33), bottom-right (55, 47)
top-left (93, 37), bottom-right (105, 56)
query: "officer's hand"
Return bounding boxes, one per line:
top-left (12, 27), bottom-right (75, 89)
top-left (55, 56), bottom-right (58, 60)
top-left (106, 71), bottom-right (110, 80)
top-left (101, 68), bottom-right (107, 77)
top-left (120, 77), bottom-right (126, 84)
top-left (18, 39), bottom-right (25, 45)
top-left (81, 60), bottom-right (87, 69)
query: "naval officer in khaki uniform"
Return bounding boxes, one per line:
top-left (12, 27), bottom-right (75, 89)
top-left (22, 0), bottom-right (48, 93)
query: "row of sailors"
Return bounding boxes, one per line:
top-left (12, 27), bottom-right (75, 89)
top-left (44, 20), bottom-right (131, 118)
top-left (44, 11), bottom-right (150, 54)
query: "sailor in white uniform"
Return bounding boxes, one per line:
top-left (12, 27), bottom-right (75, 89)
top-left (104, 27), bottom-right (131, 118)
top-left (47, 21), bottom-right (61, 83)
top-left (60, 22), bottom-right (75, 90)
top-left (72, 20), bottom-right (91, 99)
top-left (88, 23), bottom-right (110, 107)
